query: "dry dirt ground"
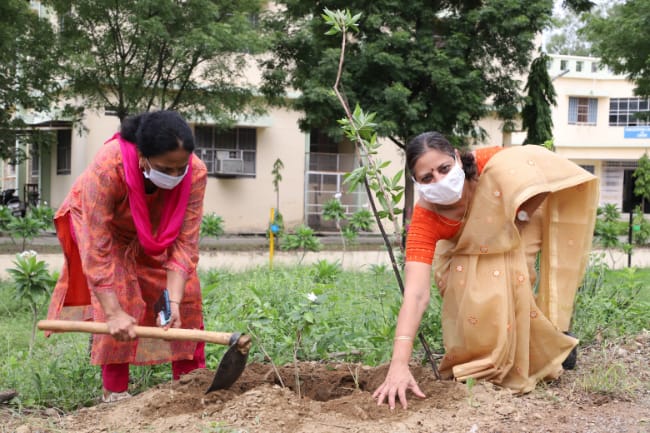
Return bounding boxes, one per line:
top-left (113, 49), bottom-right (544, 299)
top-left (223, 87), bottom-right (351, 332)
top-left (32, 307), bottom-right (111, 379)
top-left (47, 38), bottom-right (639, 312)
top-left (2, 332), bottom-right (649, 433)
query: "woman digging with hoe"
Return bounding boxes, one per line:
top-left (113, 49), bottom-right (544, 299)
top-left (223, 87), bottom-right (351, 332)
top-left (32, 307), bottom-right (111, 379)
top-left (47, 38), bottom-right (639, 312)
top-left (45, 110), bottom-right (208, 403)
top-left (373, 132), bottom-right (599, 410)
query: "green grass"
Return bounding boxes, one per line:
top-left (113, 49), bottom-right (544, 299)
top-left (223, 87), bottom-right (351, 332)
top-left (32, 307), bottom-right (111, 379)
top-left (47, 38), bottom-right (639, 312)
top-left (0, 256), bottom-right (648, 411)
top-left (604, 267), bottom-right (650, 302)
top-left (573, 255), bottom-right (650, 343)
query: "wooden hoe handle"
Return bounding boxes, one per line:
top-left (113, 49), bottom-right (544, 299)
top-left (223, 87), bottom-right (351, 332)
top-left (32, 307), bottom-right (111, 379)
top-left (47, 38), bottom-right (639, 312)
top-left (37, 319), bottom-right (241, 346)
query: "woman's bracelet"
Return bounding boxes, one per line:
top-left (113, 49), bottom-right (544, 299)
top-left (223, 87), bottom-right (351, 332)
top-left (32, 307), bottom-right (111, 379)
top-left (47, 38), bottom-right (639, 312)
top-left (170, 300), bottom-right (181, 305)
top-left (394, 335), bottom-right (414, 342)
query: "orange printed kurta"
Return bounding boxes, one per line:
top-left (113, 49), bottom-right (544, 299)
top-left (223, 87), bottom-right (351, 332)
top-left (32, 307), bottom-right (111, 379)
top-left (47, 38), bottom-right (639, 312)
top-left (46, 139), bottom-right (207, 366)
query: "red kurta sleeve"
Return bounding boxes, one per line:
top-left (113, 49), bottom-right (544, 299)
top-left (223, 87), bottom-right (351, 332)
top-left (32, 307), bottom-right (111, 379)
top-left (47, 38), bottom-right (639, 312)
top-left (163, 156), bottom-right (208, 277)
top-left (72, 144), bottom-right (126, 294)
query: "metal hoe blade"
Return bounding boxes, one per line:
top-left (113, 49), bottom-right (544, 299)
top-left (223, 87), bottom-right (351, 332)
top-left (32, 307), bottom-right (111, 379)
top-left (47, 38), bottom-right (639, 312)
top-left (205, 333), bottom-right (250, 393)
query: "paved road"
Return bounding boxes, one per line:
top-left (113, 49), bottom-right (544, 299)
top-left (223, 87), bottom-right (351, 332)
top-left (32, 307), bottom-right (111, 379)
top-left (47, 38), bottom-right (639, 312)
top-left (0, 242), bottom-right (649, 280)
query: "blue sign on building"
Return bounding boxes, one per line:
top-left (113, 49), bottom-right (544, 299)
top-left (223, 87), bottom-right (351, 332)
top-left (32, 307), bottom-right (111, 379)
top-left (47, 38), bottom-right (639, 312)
top-left (624, 126), bottom-right (650, 139)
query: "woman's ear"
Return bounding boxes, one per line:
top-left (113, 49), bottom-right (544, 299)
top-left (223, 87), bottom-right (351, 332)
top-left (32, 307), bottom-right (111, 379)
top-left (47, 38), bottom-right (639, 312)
top-left (138, 155), bottom-right (147, 171)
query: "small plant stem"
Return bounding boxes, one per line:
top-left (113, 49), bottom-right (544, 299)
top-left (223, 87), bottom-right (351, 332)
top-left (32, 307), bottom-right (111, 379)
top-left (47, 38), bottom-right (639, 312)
top-left (294, 330), bottom-right (302, 399)
top-left (29, 303), bottom-right (38, 357)
top-left (346, 363), bottom-right (360, 390)
top-left (337, 220), bottom-right (346, 266)
top-left (247, 326), bottom-right (285, 388)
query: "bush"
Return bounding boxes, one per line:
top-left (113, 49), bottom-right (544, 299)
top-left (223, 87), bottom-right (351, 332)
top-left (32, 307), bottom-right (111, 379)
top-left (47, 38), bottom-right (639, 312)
top-left (280, 225), bottom-right (322, 264)
top-left (200, 213), bottom-right (225, 240)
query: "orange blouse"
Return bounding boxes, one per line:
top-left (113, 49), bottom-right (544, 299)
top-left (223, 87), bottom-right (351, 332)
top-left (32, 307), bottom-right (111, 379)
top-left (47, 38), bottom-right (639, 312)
top-left (405, 146), bottom-right (503, 264)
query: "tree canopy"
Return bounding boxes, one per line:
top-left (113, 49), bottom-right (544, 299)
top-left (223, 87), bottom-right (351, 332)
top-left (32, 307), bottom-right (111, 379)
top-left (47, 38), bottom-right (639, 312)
top-left (582, 0), bottom-right (650, 98)
top-left (43, 0), bottom-right (267, 122)
top-left (261, 1), bottom-right (564, 148)
top-left (0, 1), bottom-right (61, 160)
top-left (260, 0), bottom-right (565, 222)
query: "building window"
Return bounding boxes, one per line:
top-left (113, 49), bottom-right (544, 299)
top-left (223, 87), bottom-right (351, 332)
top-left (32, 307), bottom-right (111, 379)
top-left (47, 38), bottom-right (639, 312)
top-left (56, 129), bottom-right (72, 175)
top-left (579, 164), bottom-right (595, 174)
top-left (560, 60), bottom-right (568, 71)
top-left (609, 97), bottom-right (650, 126)
top-left (576, 61), bottom-right (583, 72)
top-left (568, 97), bottom-right (597, 125)
top-left (591, 62), bottom-right (599, 73)
top-left (29, 144), bottom-right (40, 183)
top-left (194, 126), bottom-right (256, 176)
top-left (2, 161), bottom-right (16, 190)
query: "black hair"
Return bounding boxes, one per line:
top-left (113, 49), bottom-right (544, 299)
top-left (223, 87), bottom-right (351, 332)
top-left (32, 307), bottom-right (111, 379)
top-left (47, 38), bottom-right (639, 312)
top-left (406, 131), bottom-right (478, 181)
top-left (120, 110), bottom-right (194, 157)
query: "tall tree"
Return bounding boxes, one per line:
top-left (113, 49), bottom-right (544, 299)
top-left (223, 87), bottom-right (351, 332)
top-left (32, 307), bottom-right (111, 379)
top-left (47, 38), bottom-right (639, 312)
top-left (261, 0), bottom-right (558, 218)
top-left (582, 0), bottom-right (650, 100)
top-left (544, 1), bottom-right (615, 56)
top-left (0, 1), bottom-right (61, 160)
top-left (522, 52), bottom-right (557, 145)
top-left (43, 0), bottom-right (266, 122)
top-left (545, 12), bottom-right (593, 56)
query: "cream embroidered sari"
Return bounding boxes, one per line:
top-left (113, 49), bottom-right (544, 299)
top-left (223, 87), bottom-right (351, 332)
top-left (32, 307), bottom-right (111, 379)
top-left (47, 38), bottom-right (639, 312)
top-left (433, 145), bottom-right (598, 392)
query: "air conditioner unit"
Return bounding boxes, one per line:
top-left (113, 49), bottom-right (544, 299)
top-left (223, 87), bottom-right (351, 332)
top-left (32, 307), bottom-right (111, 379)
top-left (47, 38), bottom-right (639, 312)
top-left (216, 157), bottom-right (244, 174)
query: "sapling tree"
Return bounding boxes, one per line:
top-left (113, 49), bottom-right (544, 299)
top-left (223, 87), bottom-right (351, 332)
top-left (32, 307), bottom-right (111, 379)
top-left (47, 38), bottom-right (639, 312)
top-left (270, 158), bottom-right (285, 242)
top-left (7, 250), bottom-right (56, 356)
top-left (272, 158), bottom-right (284, 213)
top-left (288, 291), bottom-right (320, 398)
top-left (632, 153), bottom-right (650, 211)
top-left (323, 197), bottom-right (374, 265)
top-left (594, 204), bottom-right (627, 266)
top-left (322, 8), bottom-right (439, 378)
top-left (322, 196), bottom-right (347, 260)
top-left (7, 213), bottom-right (49, 251)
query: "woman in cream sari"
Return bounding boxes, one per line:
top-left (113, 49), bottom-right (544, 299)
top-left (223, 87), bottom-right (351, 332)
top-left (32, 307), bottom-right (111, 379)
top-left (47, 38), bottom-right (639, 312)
top-left (373, 131), bottom-right (598, 410)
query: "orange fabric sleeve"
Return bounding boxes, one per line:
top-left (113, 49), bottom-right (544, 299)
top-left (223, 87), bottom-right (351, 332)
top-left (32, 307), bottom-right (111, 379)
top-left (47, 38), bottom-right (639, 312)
top-left (475, 146), bottom-right (503, 175)
top-left (405, 205), bottom-right (462, 264)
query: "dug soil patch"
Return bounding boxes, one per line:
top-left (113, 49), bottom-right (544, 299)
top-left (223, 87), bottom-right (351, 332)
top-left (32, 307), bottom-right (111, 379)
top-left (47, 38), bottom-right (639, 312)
top-left (3, 332), bottom-right (650, 433)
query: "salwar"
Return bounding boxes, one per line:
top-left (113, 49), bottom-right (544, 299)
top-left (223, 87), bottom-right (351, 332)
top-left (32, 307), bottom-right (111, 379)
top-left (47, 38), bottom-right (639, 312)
top-left (102, 341), bottom-right (206, 392)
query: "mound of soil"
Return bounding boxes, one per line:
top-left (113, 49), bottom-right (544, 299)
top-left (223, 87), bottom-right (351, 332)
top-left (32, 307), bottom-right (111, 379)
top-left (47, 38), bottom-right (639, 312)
top-left (4, 332), bottom-right (650, 433)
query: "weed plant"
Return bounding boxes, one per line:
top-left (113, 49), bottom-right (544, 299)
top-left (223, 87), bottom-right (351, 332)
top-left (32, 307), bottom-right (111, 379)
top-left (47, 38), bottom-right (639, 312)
top-left (573, 254), bottom-right (650, 343)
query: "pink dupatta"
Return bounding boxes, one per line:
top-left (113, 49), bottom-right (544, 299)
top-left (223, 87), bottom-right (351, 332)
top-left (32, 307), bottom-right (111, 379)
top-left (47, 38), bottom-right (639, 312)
top-left (112, 133), bottom-right (193, 255)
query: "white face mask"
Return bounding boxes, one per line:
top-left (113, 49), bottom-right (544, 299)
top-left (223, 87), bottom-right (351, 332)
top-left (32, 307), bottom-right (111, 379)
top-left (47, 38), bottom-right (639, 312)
top-left (143, 161), bottom-right (188, 190)
top-left (415, 159), bottom-right (465, 205)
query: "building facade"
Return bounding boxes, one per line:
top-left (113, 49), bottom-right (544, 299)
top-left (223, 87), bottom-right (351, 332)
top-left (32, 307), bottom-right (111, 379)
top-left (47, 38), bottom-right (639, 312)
top-left (544, 54), bottom-right (649, 213)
